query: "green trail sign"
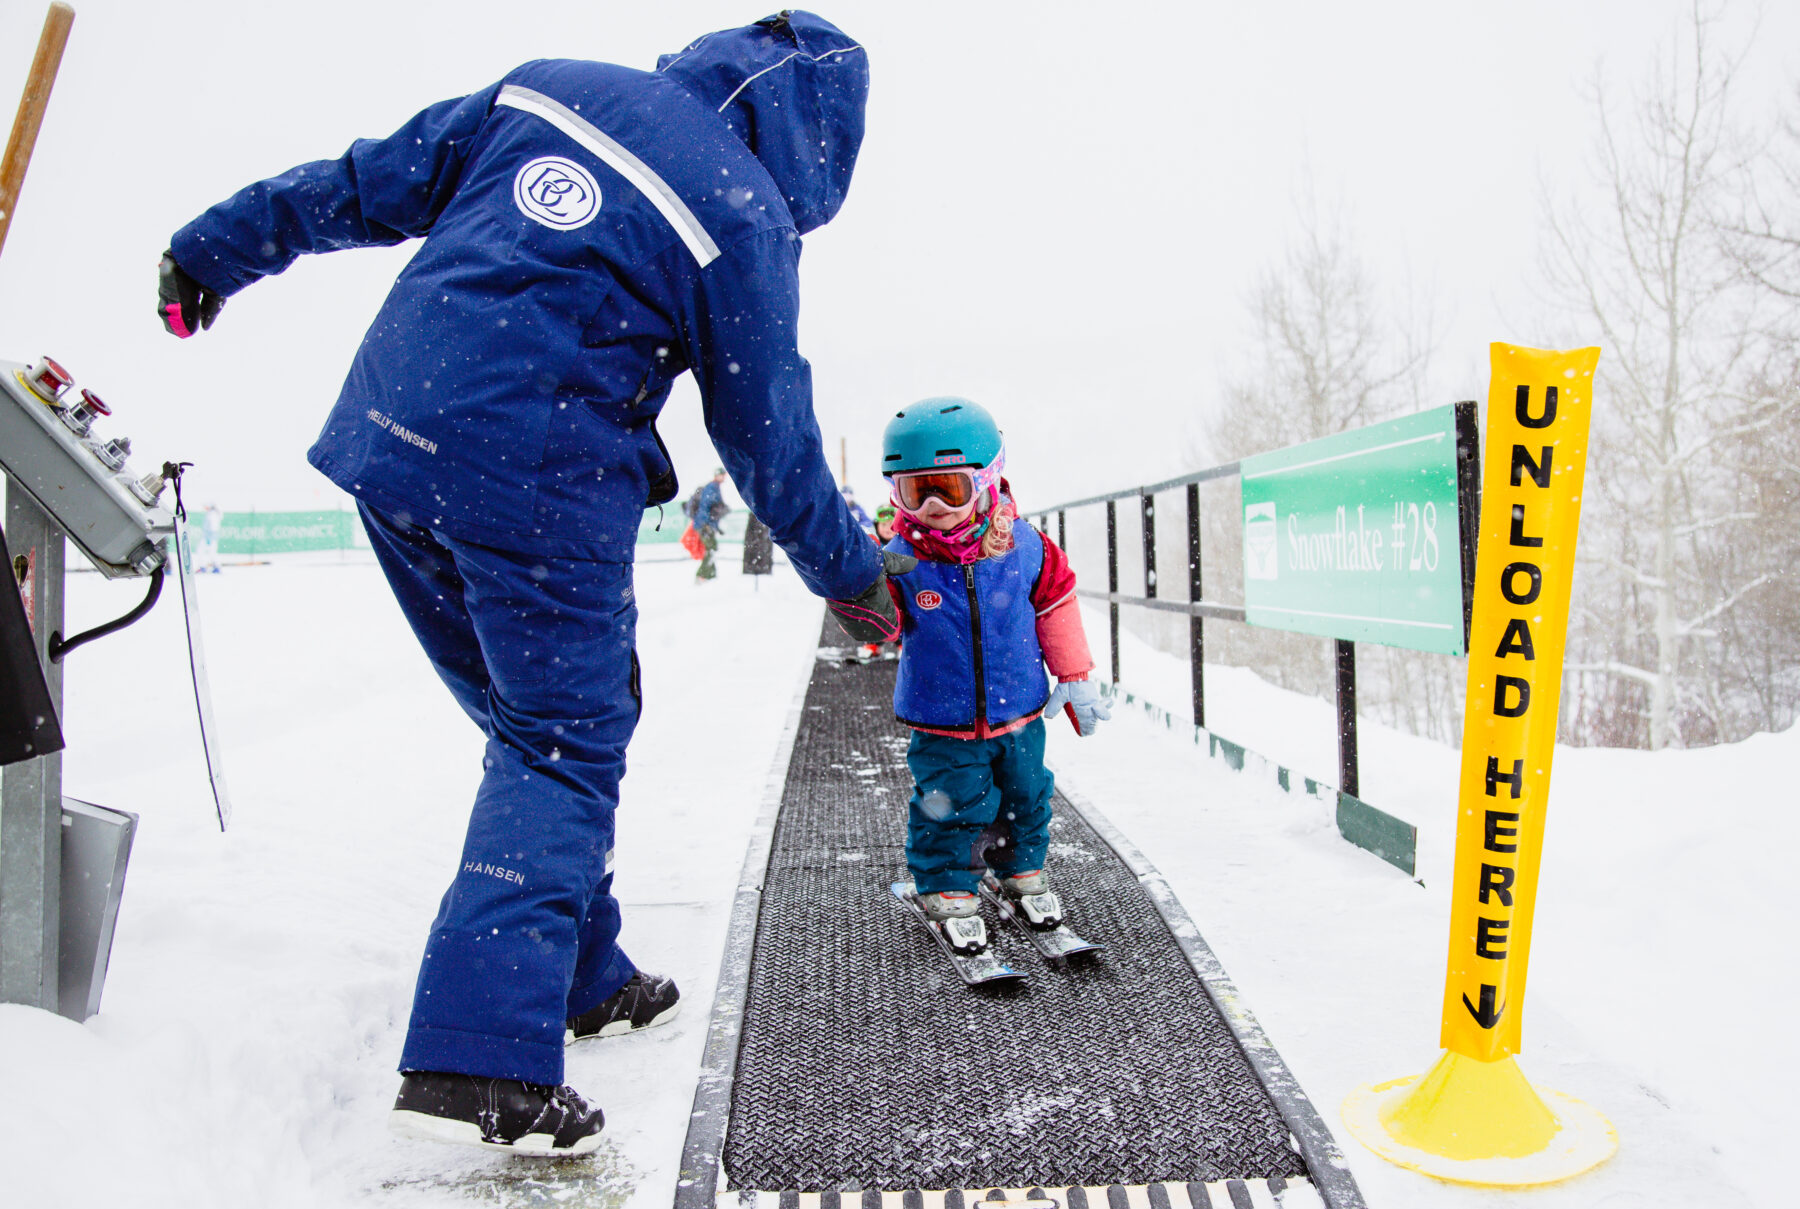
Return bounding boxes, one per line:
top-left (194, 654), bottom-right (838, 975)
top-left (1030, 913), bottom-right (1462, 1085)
top-left (219, 510), bottom-right (357, 555)
top-left (1240, 402), bottom-right (1478, 655)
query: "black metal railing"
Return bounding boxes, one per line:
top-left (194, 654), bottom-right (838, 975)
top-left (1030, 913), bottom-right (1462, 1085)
top-left (1034, 460), bottom-right (1375, 797)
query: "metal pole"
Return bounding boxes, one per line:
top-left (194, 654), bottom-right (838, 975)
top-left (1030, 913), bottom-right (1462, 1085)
top-left (1187, 481), bottom-right (1204, 729)
top-left (1140, 491), bottom-right (1156, 599)
top-left (1057, 509), bottom-right (1066, 553)
top-left (1335, 639), bottom-right (1358, 798)
top-left (1105, 501), bottom-right (1120, 685)
top-left (1, 483), bottom-right (63, 1010)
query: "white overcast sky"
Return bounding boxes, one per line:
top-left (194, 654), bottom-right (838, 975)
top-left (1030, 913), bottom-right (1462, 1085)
top-left (0, 0), bottom-right (1794, 513)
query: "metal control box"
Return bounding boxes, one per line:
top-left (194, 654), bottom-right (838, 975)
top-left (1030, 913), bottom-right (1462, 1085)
top-left (0, 358), bottom-right (173, 578)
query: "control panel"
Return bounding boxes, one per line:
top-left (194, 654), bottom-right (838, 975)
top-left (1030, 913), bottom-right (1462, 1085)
top-left (0, 356), bottom-right (175, 578)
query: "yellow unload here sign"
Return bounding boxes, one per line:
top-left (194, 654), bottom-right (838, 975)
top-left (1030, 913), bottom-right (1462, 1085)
top-left (1440, 343), bottom-right (1599, 1061)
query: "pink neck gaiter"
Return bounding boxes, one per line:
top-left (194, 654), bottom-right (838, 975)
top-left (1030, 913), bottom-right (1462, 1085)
top-left (896, 485), bottom-right (1016, 565)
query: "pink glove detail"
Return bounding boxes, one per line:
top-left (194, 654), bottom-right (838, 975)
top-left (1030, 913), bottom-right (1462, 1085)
top-left (163, 301), bottom-right (194, 339)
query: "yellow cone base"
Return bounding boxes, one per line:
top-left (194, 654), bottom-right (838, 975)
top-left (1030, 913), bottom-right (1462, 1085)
top-left (1342, 1052), bottom-right (1616, 1187)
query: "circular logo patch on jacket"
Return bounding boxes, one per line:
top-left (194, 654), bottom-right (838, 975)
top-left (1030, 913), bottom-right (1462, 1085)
top-left (915, 589), bottom-right (943, 611)
top-left (514, 157), bottom-right (602, 230)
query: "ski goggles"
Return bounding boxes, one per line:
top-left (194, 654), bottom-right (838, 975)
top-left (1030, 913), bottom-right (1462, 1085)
top-left (890, 446), bottom-right (1005, 514)
top-left (891, 468), bottom-right (978, 512)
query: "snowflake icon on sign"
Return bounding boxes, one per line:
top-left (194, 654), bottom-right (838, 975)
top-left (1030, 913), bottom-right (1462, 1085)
top-left (513, 157), bottom-right (602, 230)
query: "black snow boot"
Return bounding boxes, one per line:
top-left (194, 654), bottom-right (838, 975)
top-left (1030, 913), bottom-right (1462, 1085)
top-left (389, 1070), bottom-right (604, 1157)
top-left (566, 971), bottom-right (681, 1043)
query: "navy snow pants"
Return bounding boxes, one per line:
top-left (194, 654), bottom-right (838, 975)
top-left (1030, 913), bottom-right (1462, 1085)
top-left (361, 503), bottom-right (640, 1085)
top-left (905, 718), bottom-right (1054, 895)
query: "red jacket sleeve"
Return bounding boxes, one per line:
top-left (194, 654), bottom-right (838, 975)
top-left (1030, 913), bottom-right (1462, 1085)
top-left (1031, 529), bottom-right (1094, 680)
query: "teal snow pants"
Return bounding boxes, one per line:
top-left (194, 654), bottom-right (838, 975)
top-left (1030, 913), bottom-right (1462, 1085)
top-left (905, 718), bottom-right (1054, 895)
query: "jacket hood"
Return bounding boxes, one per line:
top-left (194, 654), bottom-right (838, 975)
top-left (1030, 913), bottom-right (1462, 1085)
top-left (658, 10), bottom-right (867, 234)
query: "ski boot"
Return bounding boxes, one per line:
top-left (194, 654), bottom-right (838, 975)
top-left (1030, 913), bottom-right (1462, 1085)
top-left (918, 889), bottom-right (989, 955)
top-left (996, 869), bottom-right (1064, 932)
top-left (566, 971), bottom-right (681, 1043)
top-left (389, 1070), bottom-right (604, 1156)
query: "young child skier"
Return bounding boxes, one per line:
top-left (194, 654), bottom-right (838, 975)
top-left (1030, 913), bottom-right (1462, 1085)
top-left (877, 397), bottom-right (1111, 955)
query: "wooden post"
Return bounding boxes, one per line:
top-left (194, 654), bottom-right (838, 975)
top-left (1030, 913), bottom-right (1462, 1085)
top-left (0, 4), bottom-right (76, 260)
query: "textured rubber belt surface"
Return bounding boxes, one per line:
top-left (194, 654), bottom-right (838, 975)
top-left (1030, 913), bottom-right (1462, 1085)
top-left (722, 640), bottom-right (1305, 1192)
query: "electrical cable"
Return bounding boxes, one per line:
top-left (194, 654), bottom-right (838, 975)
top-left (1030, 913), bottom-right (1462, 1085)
top-left (48, 565), bottom-right (164, 662)
top-left (45, 459), bottom-right (191, 664)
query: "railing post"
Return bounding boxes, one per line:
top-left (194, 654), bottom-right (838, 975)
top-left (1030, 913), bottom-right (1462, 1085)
top-left (1105, 500), bottom-right (1120, 685)
top-left (1186, 482), bottom-right (1204, 729)
top-left (1057, 509), bottom-right (1065, 554)
top-left (1335, 639), bottom-right (1358, 798)
top-left (1140, 491), bottom-right (1156, 599)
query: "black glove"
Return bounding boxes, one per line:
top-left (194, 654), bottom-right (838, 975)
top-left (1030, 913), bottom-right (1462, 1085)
top-left (157, 251), bottom-right (225, 338)
top-left (828, 549), bottom-right (917, 643)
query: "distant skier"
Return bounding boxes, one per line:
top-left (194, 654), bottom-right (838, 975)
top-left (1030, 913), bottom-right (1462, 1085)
top-left (688, 468), bottom-right (731, 582)
top-left (156, 11), bottom-right (908, 1157)
top-left (841, 484), bottom-right (872, 531)
top-left (855, 505), bottom-right (901, 659)
top-left (868, 398), bottom-right (1110, 957)
top-left (200, 503), bottom-right (222, 573)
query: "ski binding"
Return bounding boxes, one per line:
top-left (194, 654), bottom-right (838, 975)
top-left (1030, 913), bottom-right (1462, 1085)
top-left (889, 882), bottom-right (1024, 987)
top-left (979, 875), bottom-right (1104, 964)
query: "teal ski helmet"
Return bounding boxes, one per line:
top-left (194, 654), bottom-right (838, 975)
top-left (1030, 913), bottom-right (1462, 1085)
top-left (881, 397), bottom-right (1003, 476)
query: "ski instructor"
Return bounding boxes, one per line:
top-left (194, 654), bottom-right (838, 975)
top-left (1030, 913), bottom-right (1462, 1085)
top-left (156, 11), bottom-right (907, 1156)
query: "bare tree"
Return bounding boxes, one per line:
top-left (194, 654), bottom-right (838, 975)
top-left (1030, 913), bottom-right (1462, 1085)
top-left (1186, 189), bottom-right (1463, 741)
top-left (1209, 190), bottom-right (1432, 461)
top-left (1722, 84), bottom-right (1800, 304)
top-left (1543, 4), bottom-right (1790, 748)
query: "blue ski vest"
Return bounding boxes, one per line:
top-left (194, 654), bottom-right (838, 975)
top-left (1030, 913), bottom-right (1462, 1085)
top-left (887, 525), bottom-right (1051, 734)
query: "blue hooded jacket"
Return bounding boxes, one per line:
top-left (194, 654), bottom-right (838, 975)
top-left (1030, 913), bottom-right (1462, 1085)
top-left (169, 11), bottom-right (879, 600)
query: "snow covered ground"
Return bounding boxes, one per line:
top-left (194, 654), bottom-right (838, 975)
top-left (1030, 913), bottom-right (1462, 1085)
top-left (1055, 605), bottom-right (1796, 1209)
top-left (0, 555), bottom-right (1791, 1207)
top-left (2, 549), bottom-right (821, 1208)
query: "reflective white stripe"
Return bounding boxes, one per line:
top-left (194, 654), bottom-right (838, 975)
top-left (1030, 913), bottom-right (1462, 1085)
top-left (496, 85), bottom-right (721, 267)
top-left (714, 44), bottom-right (866, 112)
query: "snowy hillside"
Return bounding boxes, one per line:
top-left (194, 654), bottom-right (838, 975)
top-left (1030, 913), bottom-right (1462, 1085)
top-left (0, 554), bottom-right (1790, 1208)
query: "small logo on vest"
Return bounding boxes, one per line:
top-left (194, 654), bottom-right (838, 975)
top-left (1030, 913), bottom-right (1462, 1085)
top-left (915, 589), bottom-right (943, 610)
top-left (514, 157), bottom-right (601, 230)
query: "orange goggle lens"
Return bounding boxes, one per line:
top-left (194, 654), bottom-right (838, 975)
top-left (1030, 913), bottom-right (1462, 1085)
top-left (893, 470), bottom-right (976, 511)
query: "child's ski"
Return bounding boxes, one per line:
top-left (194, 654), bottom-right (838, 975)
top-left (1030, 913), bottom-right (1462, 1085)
top-left (889, 882), bottom-right (1025, 987)
top-left (979, 876), bottom-right (1104, 964)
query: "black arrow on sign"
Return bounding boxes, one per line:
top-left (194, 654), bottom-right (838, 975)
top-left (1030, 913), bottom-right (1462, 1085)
top-left (1462, 984), bottom-right (1507, 1029)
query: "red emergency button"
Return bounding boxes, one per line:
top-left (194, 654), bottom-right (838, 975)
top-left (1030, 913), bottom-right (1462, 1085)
top-left (24, 355), bottom-right (73, 403)
top-left (78, 388), bottom-right (111, 416)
